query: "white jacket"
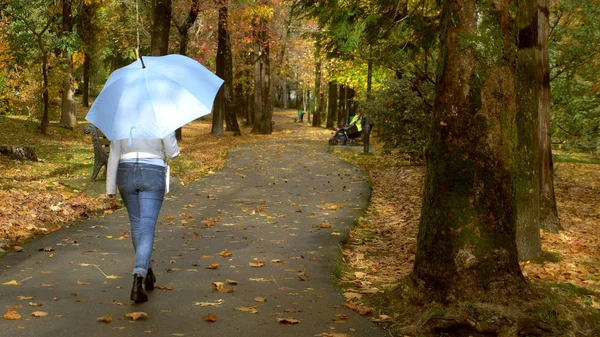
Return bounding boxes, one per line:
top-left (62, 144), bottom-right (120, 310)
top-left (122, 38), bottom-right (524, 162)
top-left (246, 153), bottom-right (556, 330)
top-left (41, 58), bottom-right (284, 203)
top-left (106, 133), bottom-right (180, 195)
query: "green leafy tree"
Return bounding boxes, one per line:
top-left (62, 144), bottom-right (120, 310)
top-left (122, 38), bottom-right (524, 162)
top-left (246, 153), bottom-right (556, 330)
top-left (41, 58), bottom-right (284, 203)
top-left (549, 0), bottom-right (600, 152)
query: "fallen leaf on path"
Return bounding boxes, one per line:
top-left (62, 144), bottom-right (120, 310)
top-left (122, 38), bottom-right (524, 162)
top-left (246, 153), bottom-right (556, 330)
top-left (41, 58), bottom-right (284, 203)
top-left (211, 281), bottom-right (234, 293)
top-left (225, 279), bottom-right (238, 285)
top-left (234, 306), bottom-right (258, 314)
top-left (156, 285), bottom-right (173, 290)
top-left (17, 296), bottom-right (34, 300)
top-left (97, 315), bottom-right (112, 323)
top-left (28, 302), bottom-right (43, 307)
top-left (2, 310), bottom-right (21, 320)
top-left (319, 222), bottom-right (332, 229)
top-left (194, 299), bottom-right (224, 307)
top-left (298, 272), bottom-right (310, 281)
top-left (219, 249), bottom-right (232, 257)
top-left (76, 281), bottom-right (91, 285)
top-left (31, 311), bottom-right (49, 317)
top-left (249, 278), bottom-right (274, 282)
top-left (106, 275), bottom-right (121, 279)
top-left (38, 247), bottom-right (54, 252)
top-left (125, 312), bottom-right (148, 321)
top-left (2, 280), bottom-right (20, 285)
top-left (206, 263), bottom-right (220, 269)
top-left (249, 259), bottom-right (265, 268)
top-left (321, 333), bottom-right (351, 337)
top-left (203, 313), bottom-right (217, 322)
top-left (254, 297), bottom-right (267, 302)
top-left (277, 317), bottom-right (300, 324)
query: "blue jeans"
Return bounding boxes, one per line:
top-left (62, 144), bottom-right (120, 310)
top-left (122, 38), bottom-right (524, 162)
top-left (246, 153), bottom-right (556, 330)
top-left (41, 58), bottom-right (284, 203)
top-left (117, 162), bottom-right (166, 278)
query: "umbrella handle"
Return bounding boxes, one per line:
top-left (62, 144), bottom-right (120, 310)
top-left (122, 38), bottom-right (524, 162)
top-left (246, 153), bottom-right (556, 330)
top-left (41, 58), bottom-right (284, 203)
top-left (140, 56), bottom-right (146, 69)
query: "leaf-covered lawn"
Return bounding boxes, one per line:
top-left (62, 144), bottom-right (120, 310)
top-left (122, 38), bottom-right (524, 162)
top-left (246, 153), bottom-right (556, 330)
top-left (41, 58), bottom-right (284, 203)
top-left (337, 150), bottom-right (600, 322)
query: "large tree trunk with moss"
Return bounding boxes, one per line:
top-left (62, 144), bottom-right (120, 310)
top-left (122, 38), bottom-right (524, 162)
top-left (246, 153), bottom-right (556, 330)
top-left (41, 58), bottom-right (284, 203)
top-left (538, 0), bottom-right (561, 232)
top-left (515, 0), bottom-right (541, 260)
top-left (411, 0), bottom-right (528, 305)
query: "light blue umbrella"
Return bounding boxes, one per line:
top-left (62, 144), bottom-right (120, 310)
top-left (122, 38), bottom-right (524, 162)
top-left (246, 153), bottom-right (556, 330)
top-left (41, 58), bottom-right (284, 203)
top-left (85, 54), bottom-right (224, 141)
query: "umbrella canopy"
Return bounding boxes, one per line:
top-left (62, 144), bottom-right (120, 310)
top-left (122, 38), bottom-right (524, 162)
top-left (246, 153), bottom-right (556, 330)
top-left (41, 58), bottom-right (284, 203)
top-left (85, 54), bottom-right (224, 141)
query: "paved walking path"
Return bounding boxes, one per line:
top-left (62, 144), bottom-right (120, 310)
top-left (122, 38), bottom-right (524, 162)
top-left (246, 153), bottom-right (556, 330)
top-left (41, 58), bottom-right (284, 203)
top-left (0, 113), bottom-right (390, 337)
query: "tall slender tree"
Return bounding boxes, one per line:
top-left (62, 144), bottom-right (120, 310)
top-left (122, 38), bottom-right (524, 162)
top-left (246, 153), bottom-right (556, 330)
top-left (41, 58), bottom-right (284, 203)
top-left (515, 0), bottom-right (542, 260)
top-left (214, 0), bottom-right (240, 136)
top-left (251, 0), bottom-right (273, 135)
top-left (59, 0), bottom-right (76, 129)
top-left (539, 0), bottom-right (561, 232)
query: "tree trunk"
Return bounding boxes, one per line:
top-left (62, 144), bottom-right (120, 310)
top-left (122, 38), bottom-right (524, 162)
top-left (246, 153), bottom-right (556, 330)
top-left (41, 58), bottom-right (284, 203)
top-left (312, 53), bottom-right (321, 127)
top-left (211, 0), bottom-right (225, 136)
top-left (411, 0), bottom-right (528, 304)
top-left (0, 146), bottom-right (38, 161)
top-left (251, 1), bottom-right (273, 135)
top-left (173, 0), bottom-right (198, 140)
top-left (150, 0), bottom-right (171, 56)
top-left (41, 51), bottom-right (49, 134)
top-left (216, 0), bottom-right (240, 136)
top-left (515, 0), bottom-right (541, 261)
top-left (59, 0), bottom-right (76, 129)
top-left (338, 84), bottom-right (346, 127)
top-left (80, 1), bottom-right (94, 108)
top-left (538, 0), bottom-right (561, 232)
top-left (326, 82), bottom-right (337, 129)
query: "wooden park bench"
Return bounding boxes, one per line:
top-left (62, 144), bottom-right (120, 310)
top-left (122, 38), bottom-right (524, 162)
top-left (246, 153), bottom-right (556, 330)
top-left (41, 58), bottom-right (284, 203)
top-left (83, 124), bottom-right (110, 181)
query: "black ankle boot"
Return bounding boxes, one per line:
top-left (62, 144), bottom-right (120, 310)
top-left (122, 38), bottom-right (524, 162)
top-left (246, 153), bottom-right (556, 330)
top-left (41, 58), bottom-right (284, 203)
top-left (130, 274), bottom-right (148, 303)
top-left (145, 268), bottom-right (156, 291)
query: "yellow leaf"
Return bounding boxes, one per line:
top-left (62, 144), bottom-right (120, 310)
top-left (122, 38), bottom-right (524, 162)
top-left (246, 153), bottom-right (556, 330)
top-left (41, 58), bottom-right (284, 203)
top-left (105, 275), bottom-right (121, 279)
top-left (219, 249), bottom-right (232, 257)
top-left (31, 311), bottom-right (49, 317)
top-left (2, 280), bottom-right (20, 285)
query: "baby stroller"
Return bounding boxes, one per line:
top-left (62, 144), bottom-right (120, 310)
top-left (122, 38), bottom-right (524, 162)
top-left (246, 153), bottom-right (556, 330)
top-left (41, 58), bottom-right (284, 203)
top-left (328, 114), bottom-right (363, 146)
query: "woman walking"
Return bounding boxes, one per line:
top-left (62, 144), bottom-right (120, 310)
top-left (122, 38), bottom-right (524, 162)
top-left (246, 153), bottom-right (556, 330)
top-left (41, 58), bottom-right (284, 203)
top-left (106, 133), bottom-right (179, 303)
